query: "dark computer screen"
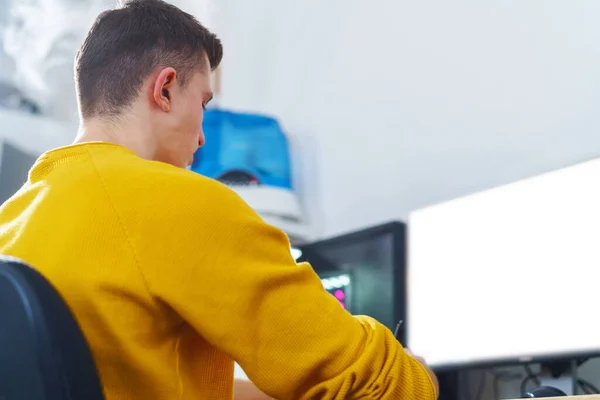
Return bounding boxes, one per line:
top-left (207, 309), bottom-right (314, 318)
top-left (298, 222), bottom-right (406, 337)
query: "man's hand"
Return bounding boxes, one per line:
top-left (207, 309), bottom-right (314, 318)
top-left (405, 349), bottom-right (439, 398)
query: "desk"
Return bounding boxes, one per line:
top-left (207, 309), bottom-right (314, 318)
top-left (234, 379), bottom-right (271, 399)
top-left (511, 397), bottom-right (600, 400)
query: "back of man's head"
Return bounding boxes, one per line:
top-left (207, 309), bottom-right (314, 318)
top-left (74, 0), bottom-right (222, 120)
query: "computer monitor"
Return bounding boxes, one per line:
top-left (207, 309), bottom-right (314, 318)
top-left (407, 159), bottom-right (600, 370)
top-left (316, 270), bottom-right (352, 310)
top-left (298, 222), bottom-right (407, 339)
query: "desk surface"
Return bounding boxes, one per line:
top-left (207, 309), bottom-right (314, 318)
top-left (511, 396), bottom-right (600, 399)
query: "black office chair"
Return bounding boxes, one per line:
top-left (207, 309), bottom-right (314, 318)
top-left (0, 257), bottom-right (105, 400)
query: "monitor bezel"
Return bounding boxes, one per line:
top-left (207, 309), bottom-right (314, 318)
top-left (298, 222), bottom-right (407, 342)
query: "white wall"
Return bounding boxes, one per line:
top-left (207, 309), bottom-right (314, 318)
top-left (218, 0), bottom-right (600, 239)
top-left (217, 1), bottom-right (600, 395)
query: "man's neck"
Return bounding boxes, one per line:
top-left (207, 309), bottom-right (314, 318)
top-left (74, 115), bottom-right (156, 161)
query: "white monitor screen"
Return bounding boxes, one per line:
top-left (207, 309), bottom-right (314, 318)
top-left (408, 159), bottom-right (600, 368)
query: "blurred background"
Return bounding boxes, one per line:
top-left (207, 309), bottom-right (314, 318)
top-left (3, 1), bottom-right (600, 399)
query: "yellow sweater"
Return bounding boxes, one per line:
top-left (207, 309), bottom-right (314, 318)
top-left (0, 142), bottom-right (436, 400)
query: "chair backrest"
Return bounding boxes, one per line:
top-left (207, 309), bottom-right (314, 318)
top-left (0, 257), bottom-right (105, 400)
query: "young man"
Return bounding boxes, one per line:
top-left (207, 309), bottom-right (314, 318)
top-left (0, 1), bottom-right (438, 399)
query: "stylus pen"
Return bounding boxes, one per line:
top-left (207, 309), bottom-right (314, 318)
top-left (393, 320), bottom-right (403, 340)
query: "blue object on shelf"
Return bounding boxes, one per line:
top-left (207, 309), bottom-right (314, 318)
top-left (190, 109), bottom-right (292, 190)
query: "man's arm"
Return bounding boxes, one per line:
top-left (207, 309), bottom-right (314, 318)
top-left (137, 176), bottom-right (438, 400)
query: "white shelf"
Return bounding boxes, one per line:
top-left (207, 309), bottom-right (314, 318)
top-left (0, 108), bottom-right (73, 156)
top-left (260, 215), bottom-right (314, 244)
top-left (230, 185), bottom-right (313, 243)
top-left (231, 185), bottom-right (303, 220)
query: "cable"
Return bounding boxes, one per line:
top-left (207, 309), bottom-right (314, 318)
top-left (493, 375), bottom-right (500, 400)
top-left (459, 370), bottom-right (471, 400)
top-left (578, 380), bottom-right (592, 395)
top-left (459, 369), bottom-right (489, 400)
top-left (577, 358), bottom-right (590, 367)
top-left (493, 370), bottom-right (523, 400)
top-left (513, 360), bottom-right (597, 397)
top-left (520, 365), bottom-right (541, 395)
top-left (474, 370), bottom-right (487, 400)
top-left (578, 379), bottom-right (600, 394)
top-left (520, 374), bottom-right (539, 395)
top-left (524, 364), bottom-right (541, 386)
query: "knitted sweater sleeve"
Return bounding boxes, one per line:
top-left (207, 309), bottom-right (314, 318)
top-left (139, 177), bottom-right (437, 400)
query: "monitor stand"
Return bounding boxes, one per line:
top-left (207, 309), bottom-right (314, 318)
top-left (538, 360), bottom-right (578, 396)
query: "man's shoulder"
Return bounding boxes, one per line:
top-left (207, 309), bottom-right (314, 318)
top-left (144, 162), bottom-right (235, 196)
top-left (92, 151), bottom-right (214, 190)
top-left (100, 158), bottom-right (243, 208)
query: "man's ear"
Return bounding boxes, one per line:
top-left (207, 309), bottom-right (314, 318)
top-left (152, 67), bottom-right (177, 112)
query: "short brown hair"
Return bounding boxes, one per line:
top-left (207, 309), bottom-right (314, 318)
top-left (75, 0), bottom-right (223, 119)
